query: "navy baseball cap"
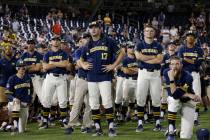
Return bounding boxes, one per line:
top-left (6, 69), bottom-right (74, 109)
top-left (16, 59), bottom-right (26, 67)
top-left (51, 36), bottom-right (61, 41)
top-left (196, 128), bottom-right (210, 140)
top-left (27, 39), bottom-right (36, 44)
top-left (88, 21), bottom-right (100, 28)
top-left (126, 41), bottom-right (135, 49)
top-left (185, 30), bottom-right (196, 37)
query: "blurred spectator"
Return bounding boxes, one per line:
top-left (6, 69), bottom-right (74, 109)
top-left (11, 18), bottom-right (20, 33)
top-left (104, 13), bottom-right (112, 31)
top-left (57, 10), bottom-right (63, 19)
top-left (170, 25), bottom-right (178, 41)
top-left (37, 33), bottom-right (46, 44)
top-left (0, 5), bottom-right (4, 17)
top-left (158, 11), bottom-right (165, 27)
top-left (161, 26), bottom-right (170, 47)
top-left (152, 17), bottom-right (158, 29)
top-left (52, 20), bottom-right (61, 36)
top-left (20, 3), bottom-right (28, 17)
top-left (46, 12), bottom-right (53, 20)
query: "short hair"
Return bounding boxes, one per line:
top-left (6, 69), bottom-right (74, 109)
top-left (170, 56), bottom-right (181, 63)
top-left (144, 23), bottom-right (156, 31)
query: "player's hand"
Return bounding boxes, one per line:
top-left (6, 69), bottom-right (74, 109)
top-left (13, 98), bottom-right (20, 103)
top-left (168, 70), bottom-right (177, 81)
top-left (102, 64), bottom-right (115, 72)
top-left (82, 62), bottom-right (93, 70)
top-left (191, 95), bottom-right (201, 102)
top-left (184, 93), bottom-right (201, 102)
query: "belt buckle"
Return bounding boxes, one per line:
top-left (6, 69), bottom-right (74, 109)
top-left (147, 69), bottom-right (154, 72)
top-left (53, 73), bottom-right (60, 77)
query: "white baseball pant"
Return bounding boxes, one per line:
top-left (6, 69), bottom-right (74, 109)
top-left (31, 75), bottom-right (44, 103)
top-left (8, 102), bottom-right (29, 133)
top-left (42, 73), bottom-right (68, 108)
top-left (167, 96), bottom-right (196, 139)
top-left (136, 69), bottom-right (162, 107)
top-left (122, 78), bottom-right (137, 105)
top-left (88, 81), bottom-right (112, 110)
top-left (115, 76), bottom-right (125, 104)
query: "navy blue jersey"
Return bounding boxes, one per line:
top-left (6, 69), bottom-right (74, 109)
top-left (0, 57), bottom-right (17, 87)
top-left (178, 46), bottom-right (204, 73)
top-left (163, 68), bottom-right (194, 102)
top-left (6, 74), bottom-right (33, 103)
top-left (43, 49), bottom-right (68, 74)
top-left (135, 40), bottom-right (163, 70)
top-left (81, 36), bottom-right (120, 82)
top-left (74, 47), bottom-right (87, 78)
top-left (161, 53), bottom-right (177, 76)
top-left (122, 55), bottom-right (138, 79)
top-left (21, 51), bottom-right (43, 75)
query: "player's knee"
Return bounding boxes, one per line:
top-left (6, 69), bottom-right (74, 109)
top-left (152, 101), bottom-right (161, 107)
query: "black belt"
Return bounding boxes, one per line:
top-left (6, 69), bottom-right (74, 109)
top-left (126, 77), bottom-right (137, 80)
top-left (51, 73), bottom-right (64, 77)
top-left (140, 68), bottom-right (159, 72)
top-left (78, 76), bottom-right (87, 80)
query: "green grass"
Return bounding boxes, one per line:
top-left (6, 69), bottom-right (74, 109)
top-left (0, 109), bottom-right (209, 140)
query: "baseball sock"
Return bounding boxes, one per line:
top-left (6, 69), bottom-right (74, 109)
top-left (60, 108), bottom-right (68, 123)
top-left (194, 105), bottom-right (199, 121)
top-left (42, 107), bottom-right (50, 124)
top-left (105, 107), bottom-right (114, 129)
top-left (168, 111), bottom-right (177, 134)
top-left (160, 103), bottom-right (167, 118)
top-left (137, 106), bottom-right (144, 126)
top-left (91, 109), bottom-right (101, 130)
top-left (12, 111), bottom-right (20, 129)
top-left (50, 106), bottom-right (57, 120)
top-left (153, 106), bottom-right (160, 126)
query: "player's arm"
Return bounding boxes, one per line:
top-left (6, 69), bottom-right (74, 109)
top-left (135, 51), bottom-right (156, 61)
top-left (26, 63), bottom-right (42, 73)
top-left (122, 67), bottom-right (138, 75)
top-left (103, 48), bottom-right (125, 72)
top-left (43, 62), bottom-right (56, 71)
top-left (50, 60), bottom-right (69, 68)
top-left (144, 54), bottom-right (164, 64)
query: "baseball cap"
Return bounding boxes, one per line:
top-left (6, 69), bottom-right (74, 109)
top-left (16, 59), bottom-right (26, 67)
top-left (51, 36), bottom-right (61, 41)
top-left (196, 128), bottom-right (210, 140)
top-left (27, 39), bottom-right (36, 44)
top-left (36, 44), bottom-right (47, 49)
top-left (88, 21), bottom-right (100, 28)
top-left (126, 41), bottom-right (135, 49)
top-left (185, 30), bottom-right (196, 37)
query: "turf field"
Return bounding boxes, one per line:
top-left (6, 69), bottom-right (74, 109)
top-left (0, 109), bottom-right (209, 140)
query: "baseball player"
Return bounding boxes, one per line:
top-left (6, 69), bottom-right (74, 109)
top-left (65, 32), bottom-right (92, 134)
top-left (134, 24), bottom-right (164, 132)
top-left (163, 56), bottom-right (200, 140)
top-left (20, 39), bottom-right (43, 101)
top-left (121, 41), bottom-right (138, 121)
top-left (114, 43), bottom-right (126, 122)
top-left (160, 42), bottom-right (177, 120)
top-left (0, 46), bottom-right (17, 106)
top-left (178, 31), bottom-right (204, 125)
top-left (5, 59), bottom-right (33, 134)
top-left (41, 36), bottom-right (70, 129)
top-left (79, 21), bottom-right (125, 137)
